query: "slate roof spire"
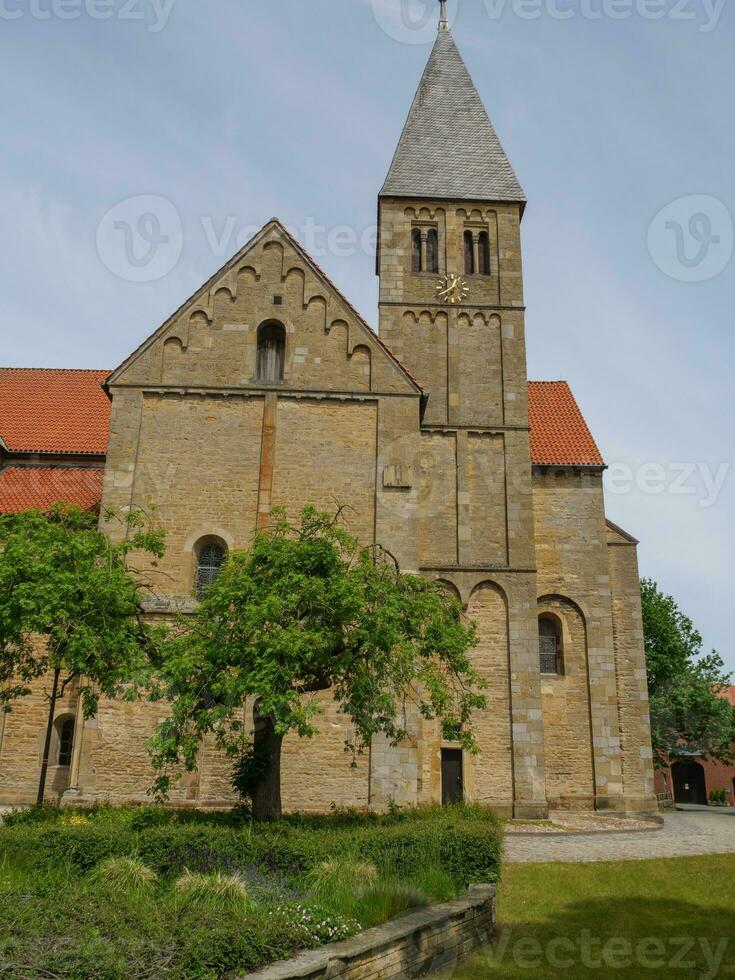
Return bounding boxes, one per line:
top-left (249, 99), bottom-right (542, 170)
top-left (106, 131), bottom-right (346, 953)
top-left (380, 25), bottom-right (525, 206)
top-left (439, 0), bottom-right (448, 30)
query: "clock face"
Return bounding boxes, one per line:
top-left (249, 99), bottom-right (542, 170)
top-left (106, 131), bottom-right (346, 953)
top-left (436, 274), bottom-right (470, 305)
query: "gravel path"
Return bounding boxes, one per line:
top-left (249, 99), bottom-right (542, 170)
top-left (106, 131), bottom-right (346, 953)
top-left (505, 808), bottom-right (735, 863)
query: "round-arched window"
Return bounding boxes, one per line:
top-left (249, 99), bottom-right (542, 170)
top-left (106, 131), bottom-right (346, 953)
top-left (256, 321), bottom-right (286, 382)
top-left (539, 616), bottom-right (563, 675)
top-left (195, 541), bottom-right (227, 599)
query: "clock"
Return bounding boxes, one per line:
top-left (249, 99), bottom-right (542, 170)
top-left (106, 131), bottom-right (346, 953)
top-left (436, 274), bottom-right (469, 305)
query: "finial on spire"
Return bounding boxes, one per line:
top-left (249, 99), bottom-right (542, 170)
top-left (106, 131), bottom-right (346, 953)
top-left (438, 0), bottom-right (448, 30)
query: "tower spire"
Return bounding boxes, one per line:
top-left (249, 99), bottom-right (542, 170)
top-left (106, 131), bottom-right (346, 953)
top-left (438, 0), bottom-right (448, 30)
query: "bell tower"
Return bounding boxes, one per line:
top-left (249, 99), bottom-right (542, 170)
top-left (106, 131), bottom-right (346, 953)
top-left (377, 16), bottom-right (527, 430)
top-left (377, 11), bottom-right (549, 819)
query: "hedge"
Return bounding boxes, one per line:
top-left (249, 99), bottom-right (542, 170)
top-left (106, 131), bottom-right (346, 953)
top-left (0, 811), bottom-right (502, 885)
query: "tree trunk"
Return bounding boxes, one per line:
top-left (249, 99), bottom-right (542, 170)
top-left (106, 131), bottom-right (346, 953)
top-left (251, 703), bottom-right (284, 823)
top-left (37, 668), bottom-right (61, 805)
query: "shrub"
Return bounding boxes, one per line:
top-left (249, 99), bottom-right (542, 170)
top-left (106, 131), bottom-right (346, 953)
top-left (174, 869), bottom-right (249, 909)
top-left (0, 803), bottom-right (502, 886)
top-left (92, 856), bottom-right (158, 892)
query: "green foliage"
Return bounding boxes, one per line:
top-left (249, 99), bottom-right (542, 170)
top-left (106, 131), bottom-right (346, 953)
top-left (0, 505), bottom-right (166, 716)
top-left (91, 856), bottom-right (158, 892)
top-left (230, 741), bottom-right (270, 801)
top-left (148, 506), bottom-right (484, 818)
top-left (0, 805), bottom-right (494, 977)
top-left (0, 803), bottom-right (503, 886)
top-left (174, 869), bottom-right (249, 909)
top-left (641, 579), bottom-right (735, 765)
top-left (708, 788), bottom-right (728, 805)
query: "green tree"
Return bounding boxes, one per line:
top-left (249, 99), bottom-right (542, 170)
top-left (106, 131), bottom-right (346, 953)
top-left (641, 578), bottom-right (734, 767)
top-left (0, 505), bottom-right (166, 803)
top-left (149, 507), bottom-right (484, 822)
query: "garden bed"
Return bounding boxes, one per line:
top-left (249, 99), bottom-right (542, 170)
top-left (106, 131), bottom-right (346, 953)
top-left (0, 803), bottom-right (502, 978)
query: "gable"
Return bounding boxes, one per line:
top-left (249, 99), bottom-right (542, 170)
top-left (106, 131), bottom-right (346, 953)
top-left (107, 221), bottom-right (421, 397)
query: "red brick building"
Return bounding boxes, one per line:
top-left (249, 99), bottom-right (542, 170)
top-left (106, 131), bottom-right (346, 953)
top-left (655, 687), bottom-right (735, 806)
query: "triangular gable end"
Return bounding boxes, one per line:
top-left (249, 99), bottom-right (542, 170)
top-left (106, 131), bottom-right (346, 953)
top-left (107, 220), bottom-right (422, 394)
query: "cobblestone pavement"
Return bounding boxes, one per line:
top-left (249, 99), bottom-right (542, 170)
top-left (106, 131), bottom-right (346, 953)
top-left (505, 809), bottom-right (735, 863)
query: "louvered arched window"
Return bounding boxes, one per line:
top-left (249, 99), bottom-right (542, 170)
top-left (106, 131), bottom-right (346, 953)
top-left (464, 231), bottom-right (475, 275)
top-left (426, 228), bottom-right (439, 274)
top-left (478, 231), bottom-right (490, 276)
top-left (256, 321), bottom-right (286, 382)
top-left (411, 228), bottom-right (422, 273)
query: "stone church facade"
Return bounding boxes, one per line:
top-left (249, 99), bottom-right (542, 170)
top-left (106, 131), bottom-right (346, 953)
top-left (0, 23), bottom-right (656, 817)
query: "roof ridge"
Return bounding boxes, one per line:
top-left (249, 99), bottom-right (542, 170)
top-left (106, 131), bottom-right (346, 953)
top-left (0, 367), bottom-right (110, 374)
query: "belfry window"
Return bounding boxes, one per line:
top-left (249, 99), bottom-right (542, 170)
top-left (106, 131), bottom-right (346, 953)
top-left (256, 321), bottom-right (286, 382)
top-left (411, 228), bottom-right (422, 273)
top-left (57, 717), bottom-right (75, 767)
top-left (196, 541), bottom-right (227, 599)
top-left (478, 231), bottom-right (490, 276)
top-left (426, 228), bottom-right (439, 273)
top-left (411, 227), bottom-right (439, 273)
top-left (539, 616), bottom-right (563, 675)
top-left (464, 231), bottom-right (475, 275)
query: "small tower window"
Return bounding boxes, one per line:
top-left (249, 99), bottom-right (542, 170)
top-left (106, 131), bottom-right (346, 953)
top-left (478, 231), bottom-right (490, 276)
top-left (539, 616), bottom-right (563, 675)
top-left (464, 231), bottom-right (475, 275)
top-left (256, 321), bottom-right (286, 382)
top-left (411, 228), bottom-right (422, 273)
top-left (57, 718), bottom-right (75, 767)
top-left (196, 541), bottom-right (227, 599)
top-left (426, 228), bottom-right (439, 274)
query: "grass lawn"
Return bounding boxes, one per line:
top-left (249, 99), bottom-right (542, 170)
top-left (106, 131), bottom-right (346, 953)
top-left (440, 855), bottom-right (735, 979)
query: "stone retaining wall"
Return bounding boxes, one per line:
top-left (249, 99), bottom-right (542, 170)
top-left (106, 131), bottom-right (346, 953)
top-left (243, 884), bottom-right (496, 979)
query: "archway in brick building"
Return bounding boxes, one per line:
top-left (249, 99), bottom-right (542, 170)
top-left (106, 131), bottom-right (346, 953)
top-left (671, 760), bottom-right (707, 805)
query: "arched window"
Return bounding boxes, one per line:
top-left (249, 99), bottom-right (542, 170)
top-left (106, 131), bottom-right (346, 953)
top-left (256, 321), bottom-right (286, 382)
top-left (426, 228), bottom-right (439, 274)
top-left (478, 231), bottom-right (490, 276)
top-left (57, 717), bottom-right (75, 767)
top-left (196, 540), bottom-right (227, 599)
top-left (464, 231), bottom-right (475, 275)
top-left (411, 228), bottom-right (422, 273)
top-left (539, 616), bottom-right (563, 675)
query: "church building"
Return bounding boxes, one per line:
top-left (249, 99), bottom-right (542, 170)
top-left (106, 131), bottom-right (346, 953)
top-left (0, 17), bottom-right (656, 817)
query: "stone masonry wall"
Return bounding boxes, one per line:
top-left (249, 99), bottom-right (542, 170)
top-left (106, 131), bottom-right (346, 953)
top-left (244, 884), bottom-right (496, 980)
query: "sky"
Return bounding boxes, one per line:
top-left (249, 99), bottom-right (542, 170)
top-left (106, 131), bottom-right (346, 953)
top-left (0, 0), bottom-right (732, 671)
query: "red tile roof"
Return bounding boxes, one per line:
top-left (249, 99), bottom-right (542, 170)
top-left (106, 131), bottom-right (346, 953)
top-left (0, 369), bottom-right (604, 518)
top-left (0, 368), bottom-right (110, 454)
top-left (527, 381), bottom-right (605, 467)
top-left (0, 467), bottom-right (104, 514)
top-left (722, 687), bottom-right (735, 709)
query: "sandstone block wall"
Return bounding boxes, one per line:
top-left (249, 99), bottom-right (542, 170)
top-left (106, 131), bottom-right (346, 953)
top-left (244, 884), bottom-right (496, 980)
